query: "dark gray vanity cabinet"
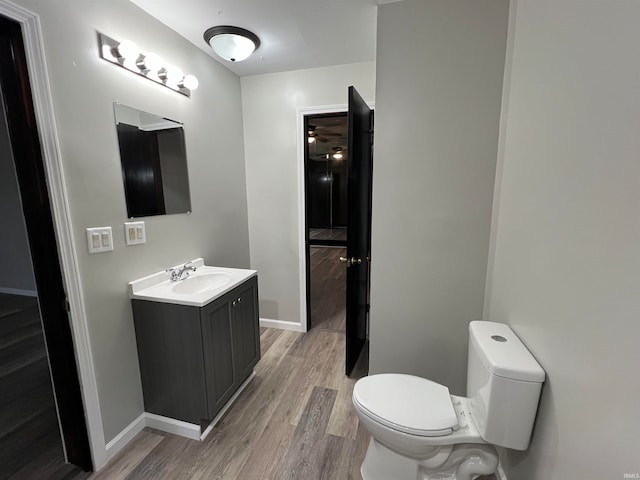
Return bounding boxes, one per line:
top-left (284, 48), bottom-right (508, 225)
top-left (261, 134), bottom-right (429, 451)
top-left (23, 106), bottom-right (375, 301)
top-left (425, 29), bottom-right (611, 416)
top-left (132, 276), bottom-right (260, 426)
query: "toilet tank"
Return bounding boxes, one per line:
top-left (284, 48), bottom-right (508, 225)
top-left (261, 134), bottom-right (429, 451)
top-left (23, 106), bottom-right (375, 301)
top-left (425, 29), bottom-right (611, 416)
top-left (467, 321), bottom-right (545, 450)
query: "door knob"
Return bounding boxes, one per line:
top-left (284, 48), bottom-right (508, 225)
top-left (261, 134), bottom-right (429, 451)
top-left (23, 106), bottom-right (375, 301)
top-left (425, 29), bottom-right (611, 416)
top-left (339, 256), bottom-right (363, 267)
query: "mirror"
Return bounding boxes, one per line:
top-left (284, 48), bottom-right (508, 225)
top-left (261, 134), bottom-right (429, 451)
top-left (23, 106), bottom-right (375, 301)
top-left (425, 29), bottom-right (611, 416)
top-left (114, 103), bottom-right (192, 218)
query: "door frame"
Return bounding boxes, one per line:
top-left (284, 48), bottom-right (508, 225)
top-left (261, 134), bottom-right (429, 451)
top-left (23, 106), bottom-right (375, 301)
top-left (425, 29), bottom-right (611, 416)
top-left (296, 103), bottom-right (373, 332)
top-left (0, 1), bottom-right (106, 470)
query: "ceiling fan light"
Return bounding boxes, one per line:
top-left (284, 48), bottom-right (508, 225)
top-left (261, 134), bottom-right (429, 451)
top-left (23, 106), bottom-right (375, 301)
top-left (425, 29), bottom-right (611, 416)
top-left (204, 26), bottom-right (260, 62)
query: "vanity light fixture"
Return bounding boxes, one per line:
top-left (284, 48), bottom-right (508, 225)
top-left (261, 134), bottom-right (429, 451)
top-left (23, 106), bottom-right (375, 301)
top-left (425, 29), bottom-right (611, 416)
top-left (98, 33), bottom-right (198, 98)
top-left (203, 26), bottom-right (260, 62)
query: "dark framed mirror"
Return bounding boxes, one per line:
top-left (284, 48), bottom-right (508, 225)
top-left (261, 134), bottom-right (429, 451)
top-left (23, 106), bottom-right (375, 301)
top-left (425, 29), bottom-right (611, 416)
top-left (114, 103), bottom-right (192, 218)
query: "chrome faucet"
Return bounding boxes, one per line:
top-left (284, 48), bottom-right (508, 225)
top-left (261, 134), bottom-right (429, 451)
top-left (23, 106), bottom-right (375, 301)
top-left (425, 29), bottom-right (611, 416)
top-left (166, 262), bottom-right (197, 282)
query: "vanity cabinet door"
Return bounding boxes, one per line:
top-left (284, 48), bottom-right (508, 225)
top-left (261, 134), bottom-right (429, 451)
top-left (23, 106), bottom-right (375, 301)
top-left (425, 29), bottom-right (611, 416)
top-left (231, 276), bottom-right (260, 382)
top-left (201, 293), bottom-right (236, 419)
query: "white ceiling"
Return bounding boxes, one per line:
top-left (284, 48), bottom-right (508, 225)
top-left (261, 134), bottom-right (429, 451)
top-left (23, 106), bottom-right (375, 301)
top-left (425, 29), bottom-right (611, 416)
top-left (129, 0), bottom-right (385, 77)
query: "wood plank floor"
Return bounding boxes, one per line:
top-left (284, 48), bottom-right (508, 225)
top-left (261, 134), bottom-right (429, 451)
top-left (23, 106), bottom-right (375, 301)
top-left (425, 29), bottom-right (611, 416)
top-left (0, 293), bottom-right (84, 480)
top-left (90, 327), bottom-right (370, 480)
top-left (310, 246), bottom-right (346, 332)
top-left (89, 327), bottom-right (497, 480)
top-left (309, 228), bottom-right (347, 242)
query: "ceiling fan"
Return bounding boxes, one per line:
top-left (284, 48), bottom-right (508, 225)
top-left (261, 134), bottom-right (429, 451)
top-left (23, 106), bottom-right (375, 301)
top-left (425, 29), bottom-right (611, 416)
top-left (308, 124), bottom-right (343, 143)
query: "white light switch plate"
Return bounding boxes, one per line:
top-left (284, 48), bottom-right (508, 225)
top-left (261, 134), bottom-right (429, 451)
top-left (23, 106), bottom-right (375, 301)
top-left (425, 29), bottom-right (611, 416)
top-left (86, 227), bottom-right (114, 254)
top-left (124, 221), bottom-right (146, 246)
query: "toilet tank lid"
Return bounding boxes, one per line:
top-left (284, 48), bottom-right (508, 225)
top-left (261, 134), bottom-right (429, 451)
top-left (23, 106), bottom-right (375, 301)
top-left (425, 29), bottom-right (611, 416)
top-left (469, 321), bottom-right (545, 383)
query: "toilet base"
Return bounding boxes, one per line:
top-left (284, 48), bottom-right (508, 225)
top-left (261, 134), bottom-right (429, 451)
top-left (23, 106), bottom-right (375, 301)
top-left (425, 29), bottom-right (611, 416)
top-left (361, 438), bottom-right (499, 480)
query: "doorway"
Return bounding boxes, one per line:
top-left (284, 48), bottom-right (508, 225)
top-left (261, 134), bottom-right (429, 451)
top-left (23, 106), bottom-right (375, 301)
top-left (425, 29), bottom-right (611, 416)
top-left (0, 13), bottom-right (92, 476)
top-left (304, 113), bottom-right (348, 332)
top-left (302, 88), bottom-right (374, 378)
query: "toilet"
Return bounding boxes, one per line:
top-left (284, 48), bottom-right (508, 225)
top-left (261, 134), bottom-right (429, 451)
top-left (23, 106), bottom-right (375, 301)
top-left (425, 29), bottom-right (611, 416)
top-left (353, 321), bottom-right (545, 480)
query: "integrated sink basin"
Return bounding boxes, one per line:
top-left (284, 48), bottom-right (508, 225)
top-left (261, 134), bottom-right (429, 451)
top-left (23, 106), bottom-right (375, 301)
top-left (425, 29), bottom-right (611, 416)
top-left (129, 258), bottom-right (256, 307)
top-left (170, 271), bottom-right (232, 295)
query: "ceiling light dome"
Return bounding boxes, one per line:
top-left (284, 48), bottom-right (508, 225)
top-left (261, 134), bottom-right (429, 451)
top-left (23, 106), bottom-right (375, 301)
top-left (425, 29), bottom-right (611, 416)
top-left (203, 26), bottom-right (260, 62)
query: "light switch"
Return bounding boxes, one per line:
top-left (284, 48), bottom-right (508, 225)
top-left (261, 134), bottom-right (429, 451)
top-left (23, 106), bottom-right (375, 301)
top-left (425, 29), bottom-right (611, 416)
top-left (101, 232), bottom-right (111, 247)
top-left (124, 221), bottom-right (146, 246)
top-left (86, 227), bottom-right (114, 254)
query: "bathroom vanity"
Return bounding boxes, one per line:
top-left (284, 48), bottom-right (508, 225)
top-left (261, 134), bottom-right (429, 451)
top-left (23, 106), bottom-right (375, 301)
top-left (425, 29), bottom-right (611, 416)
top-left (129, 259), bottom-right (259, 433)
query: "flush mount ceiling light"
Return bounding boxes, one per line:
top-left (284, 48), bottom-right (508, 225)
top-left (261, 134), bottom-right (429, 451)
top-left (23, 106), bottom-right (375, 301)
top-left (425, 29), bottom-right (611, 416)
top-left (203, 26), bottom-right (260, 62)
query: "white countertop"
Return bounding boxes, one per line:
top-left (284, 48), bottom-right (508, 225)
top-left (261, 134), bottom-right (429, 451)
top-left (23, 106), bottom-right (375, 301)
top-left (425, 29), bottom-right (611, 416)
top-left (128, 258), bottom-right (257, 307)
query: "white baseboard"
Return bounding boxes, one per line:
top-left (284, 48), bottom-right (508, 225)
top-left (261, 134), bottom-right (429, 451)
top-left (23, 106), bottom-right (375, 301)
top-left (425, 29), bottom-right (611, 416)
top-left (0, 287), bottom-right (37, 297)
top-left (102, 373), bottom-right (257, 464)
top-left (145, 413), bottom-right (201, 440)
top-left (260, 317), bottom-right (305, 332)
top-left (105, 413), bottom-right (146, 461)
top-left (497, 464), bottom-right (508, 480)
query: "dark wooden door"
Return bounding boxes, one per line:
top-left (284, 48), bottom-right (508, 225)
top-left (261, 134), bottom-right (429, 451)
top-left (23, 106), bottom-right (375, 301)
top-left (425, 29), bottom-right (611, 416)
top-left (0, 15), bottom-right (92, 470)
top-left (344, 86), bottom-right (373, 376)
top-left (116, 124), bottom-right (166, 217)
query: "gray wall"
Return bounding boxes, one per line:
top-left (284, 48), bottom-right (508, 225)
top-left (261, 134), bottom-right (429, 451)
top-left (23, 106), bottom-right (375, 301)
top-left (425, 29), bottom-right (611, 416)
top-left (369, 0), bottom-right (509, 395)
top-left (0, 86), bottom-right (36, 294)
top-left (485, 0), bottom-right (640, 478)
top-left (11, 0), bottom-right (250, 443)
top-left (241, 62), bottom-right (375, 324)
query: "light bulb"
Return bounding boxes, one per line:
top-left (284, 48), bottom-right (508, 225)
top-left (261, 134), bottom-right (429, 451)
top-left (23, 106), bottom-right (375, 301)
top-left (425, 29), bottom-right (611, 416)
top-left (181, 74), bottom-right (199, 90)
top-left (116, 40), bottom-right (140, 61)
top-left (308, 136), bottom-right (316, 144)
top-left (140, 53), bottom-right (164, 73)
top-left (164, 65), bottom-right (184, 83)
top-left (332, 153), bottom-right (343, 160)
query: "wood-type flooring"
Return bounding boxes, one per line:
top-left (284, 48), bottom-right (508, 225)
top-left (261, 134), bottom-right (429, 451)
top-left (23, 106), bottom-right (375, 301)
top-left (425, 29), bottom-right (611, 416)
top-left (309, 228), bottom-right (347, 242)
top-left (0, 293), bottom-right (84, 480)
top-left (90, 327), bottom-right (369, 479)
top-left (309, 246), bottom-right (346, 332)
top-left (0, 292), bottom-right (498, 479)
top-left (87, 326), bottom-right (497, 480)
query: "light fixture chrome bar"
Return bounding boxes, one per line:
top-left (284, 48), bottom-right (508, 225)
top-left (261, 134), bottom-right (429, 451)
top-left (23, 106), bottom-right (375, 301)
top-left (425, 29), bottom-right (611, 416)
top-left (98, 33), bottom-right (198, 98)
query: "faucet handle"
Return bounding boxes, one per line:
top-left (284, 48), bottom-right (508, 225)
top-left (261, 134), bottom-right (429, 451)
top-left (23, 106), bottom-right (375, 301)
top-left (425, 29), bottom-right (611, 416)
top-left (165, 267), bottom-right (179, 281)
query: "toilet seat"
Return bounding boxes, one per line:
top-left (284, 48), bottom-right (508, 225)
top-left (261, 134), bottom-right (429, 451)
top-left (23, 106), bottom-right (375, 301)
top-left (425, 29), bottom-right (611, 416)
top-left (353, 374), bottom-right (458, 437)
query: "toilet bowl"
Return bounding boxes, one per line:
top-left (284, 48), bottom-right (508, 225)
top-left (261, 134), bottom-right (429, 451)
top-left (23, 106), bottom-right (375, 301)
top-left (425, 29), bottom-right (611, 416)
top-left (353, 321), bottom-right (545, 480)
